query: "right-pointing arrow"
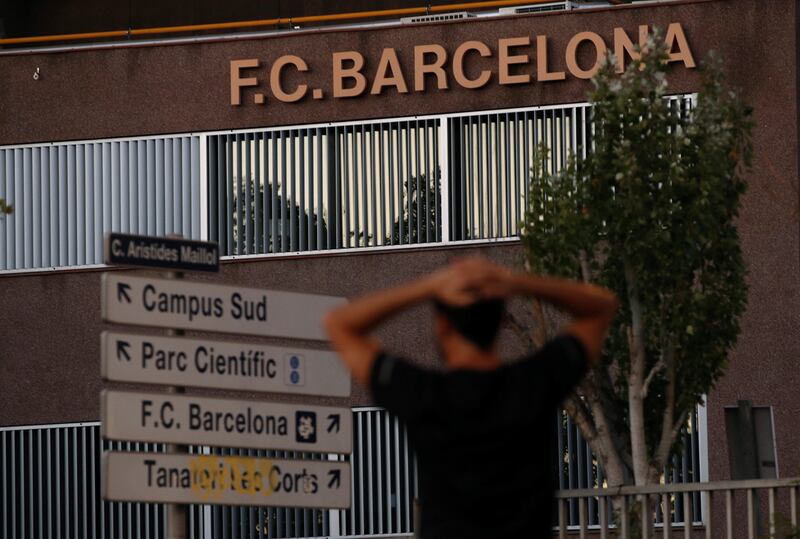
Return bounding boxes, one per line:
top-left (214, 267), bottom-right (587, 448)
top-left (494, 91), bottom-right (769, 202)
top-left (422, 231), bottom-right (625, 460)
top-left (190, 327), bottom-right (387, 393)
top-left (326, 414), bottom-right (340, 433)
top-left (116, 340), bottom-right (131, 362)
top-left (327, 469), bottom-right (341, 489)
top-left (117, 282), bottom-right (132, 303)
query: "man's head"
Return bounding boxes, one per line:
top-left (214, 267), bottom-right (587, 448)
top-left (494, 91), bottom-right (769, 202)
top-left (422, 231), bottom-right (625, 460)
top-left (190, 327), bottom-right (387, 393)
top-left (434, 298), bottom-right (505, 354)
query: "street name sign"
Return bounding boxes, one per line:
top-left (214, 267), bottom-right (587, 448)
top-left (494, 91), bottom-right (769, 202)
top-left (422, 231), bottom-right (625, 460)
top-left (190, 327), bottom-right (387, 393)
top-left (105, 233), bottom-right (220, 272)
top-left (101, 273), bottom-right (344, 340)
top-left (101, 331), bottom-right (351, 397)
top-left (101, 390), bottom-right (352, 454)
top-left (103, 452), bottom-right (351, 508)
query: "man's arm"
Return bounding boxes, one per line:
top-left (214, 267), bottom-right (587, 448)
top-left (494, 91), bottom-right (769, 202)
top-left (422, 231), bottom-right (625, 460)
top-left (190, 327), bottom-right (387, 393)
top-left (455, 258), bottom-right (618, 363)
top-left (507, 274), bottom-right (618, 363)
top-left (323, 266), bottom-right (479, 387)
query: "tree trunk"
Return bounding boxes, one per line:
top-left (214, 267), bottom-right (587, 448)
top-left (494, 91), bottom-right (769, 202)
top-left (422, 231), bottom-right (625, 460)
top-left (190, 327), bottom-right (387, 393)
top-left (624, 260), bottom-right (650, 487)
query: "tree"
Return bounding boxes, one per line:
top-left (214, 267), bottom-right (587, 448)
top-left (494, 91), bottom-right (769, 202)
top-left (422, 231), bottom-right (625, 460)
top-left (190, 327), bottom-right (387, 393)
top-left (518, 31), bottom-right (752, 512)
top-left (230, 180), bottom-right (329, 254)
top-left (386, 171), bottom-right (441, 245)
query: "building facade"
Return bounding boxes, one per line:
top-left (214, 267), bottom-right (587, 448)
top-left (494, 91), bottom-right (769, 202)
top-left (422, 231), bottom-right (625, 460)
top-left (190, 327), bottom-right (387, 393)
top-left (0, 0), bottom-right (798, 537)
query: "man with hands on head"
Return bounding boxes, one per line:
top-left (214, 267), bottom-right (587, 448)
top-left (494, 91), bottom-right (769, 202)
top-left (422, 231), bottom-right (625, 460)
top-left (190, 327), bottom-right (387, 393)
top-left (324, 257), bottom-right (618, 539)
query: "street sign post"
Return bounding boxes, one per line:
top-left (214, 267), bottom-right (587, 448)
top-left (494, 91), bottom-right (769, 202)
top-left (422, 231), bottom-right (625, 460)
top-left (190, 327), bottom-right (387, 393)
top-left (100, 233), bottom-right (353, 518)
top-left (101, 273), bottom-right (344, 340)
top-left (101, 390), bottom-right (352, 454)
top-left (101, 331), bottom-right (351, 397)
top-left (103, 452), bottom-right (351, 508)
top-left (104, 233), bottom-right (220, 272)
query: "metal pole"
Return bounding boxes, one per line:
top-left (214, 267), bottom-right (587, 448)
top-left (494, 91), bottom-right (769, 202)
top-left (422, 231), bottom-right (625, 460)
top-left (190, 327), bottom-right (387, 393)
top-left (165, 263), bottom-right (187, 539)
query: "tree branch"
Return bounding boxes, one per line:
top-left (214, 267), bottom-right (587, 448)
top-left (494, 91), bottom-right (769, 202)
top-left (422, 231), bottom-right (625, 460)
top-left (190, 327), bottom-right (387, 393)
top-left (655, 342), bottom-right (679, 470)
top-left (506, 306), bottom-right (548, 349)
top-left (506, 310), bottom-right (534, 348)
top-left (624, 257), bottom-right (649, 485)
top-left (563, 393), bottom-right (599, 446)
top-left (578, 249), bottom-right (592, 283)
top-left (641, 358), bottom-right (666, 400)
top-left (530, 298), bottom-right (549, 347)
top-left (587, 367), bottom-right (634, 475)
top-left (657, 408), bottom-right (690, 469)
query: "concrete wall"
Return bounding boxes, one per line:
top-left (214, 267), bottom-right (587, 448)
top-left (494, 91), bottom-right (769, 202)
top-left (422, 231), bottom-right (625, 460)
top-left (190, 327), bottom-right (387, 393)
top-left (0, 1), bottom-right (710, 145)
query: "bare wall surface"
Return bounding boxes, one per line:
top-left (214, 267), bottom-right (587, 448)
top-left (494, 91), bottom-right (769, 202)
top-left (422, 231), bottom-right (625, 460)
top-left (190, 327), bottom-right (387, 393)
top-left (698, 0), bottom-right (800, 486)
top-left (0, 0), bottom-right (798, 502)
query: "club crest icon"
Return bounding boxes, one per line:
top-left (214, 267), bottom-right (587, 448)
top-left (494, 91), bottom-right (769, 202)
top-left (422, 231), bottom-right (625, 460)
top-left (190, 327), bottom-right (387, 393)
top-left (295, 411), bottom-right (317, 443)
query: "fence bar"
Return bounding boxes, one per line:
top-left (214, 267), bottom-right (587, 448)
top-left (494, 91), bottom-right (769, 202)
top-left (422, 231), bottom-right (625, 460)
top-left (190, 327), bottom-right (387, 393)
top-left (598, 495), bottom-right (608, 539)
top-left (376, 411), bottom-right (384, 535)
top-left (367, 412), bottom-right (374, 534)
top-left (726, 489), bottom-right (734, 539)
top-left (747, 489), bottom-right (755, 539)
top-left (791, 486), bottom-right (798, 527)
top-left (620, 495), bottom-right (628, 539)
top-left (579, 497), bottom-right (588, 539)
top-left (704, 491), bottom-right (712, 539)
top-left (393, 417), bottom-right (408, 532)
top-left (683, 491), bottom-right (692, 539)
top-left (356, 411), bottom-right (364, 534)
top-left (663, 493), bottom-right (672, 539)
top-left (403, 413), bottom-right (411, 533)
top-left (768, 487), bottom-right (776, 539)
top-left (558, 499), bottom-right (567, 539)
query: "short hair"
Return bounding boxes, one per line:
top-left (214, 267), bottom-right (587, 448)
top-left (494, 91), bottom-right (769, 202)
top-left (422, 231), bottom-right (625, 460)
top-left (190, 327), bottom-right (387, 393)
top-left (434, 299), bottom-right (505, 350)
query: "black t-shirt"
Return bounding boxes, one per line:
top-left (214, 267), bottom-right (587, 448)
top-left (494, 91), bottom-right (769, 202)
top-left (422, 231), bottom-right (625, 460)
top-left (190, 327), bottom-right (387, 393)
top-left (370, 335), bottom-right (588, 539)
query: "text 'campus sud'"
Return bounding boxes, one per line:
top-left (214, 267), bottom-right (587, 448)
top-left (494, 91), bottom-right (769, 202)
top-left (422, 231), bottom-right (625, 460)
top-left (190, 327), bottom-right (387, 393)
top-left (142, 284), bottom-right (267, 323)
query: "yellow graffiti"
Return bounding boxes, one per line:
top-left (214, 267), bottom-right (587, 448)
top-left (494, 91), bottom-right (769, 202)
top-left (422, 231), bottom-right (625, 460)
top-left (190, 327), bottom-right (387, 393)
top-left (188, 455), bottom-right (276, 502)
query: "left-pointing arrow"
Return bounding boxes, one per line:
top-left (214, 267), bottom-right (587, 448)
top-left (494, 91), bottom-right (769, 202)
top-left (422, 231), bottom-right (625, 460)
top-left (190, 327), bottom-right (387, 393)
top-left (327, 469), bottom-right (341, 489)
top-left (117, 282), bottom-right (132, 303)
top-left (116, 340), bottom-right (131, 361)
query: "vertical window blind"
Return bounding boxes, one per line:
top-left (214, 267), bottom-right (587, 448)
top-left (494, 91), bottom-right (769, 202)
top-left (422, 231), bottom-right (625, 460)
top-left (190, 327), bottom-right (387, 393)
top-left (0, 136), bottom-right (203, 270)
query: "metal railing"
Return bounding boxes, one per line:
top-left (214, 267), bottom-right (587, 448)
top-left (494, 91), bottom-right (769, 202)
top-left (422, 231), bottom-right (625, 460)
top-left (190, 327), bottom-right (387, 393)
top-left (0, 409), bottom-right (418, 539)
top-left (556, 478), bottom-right (800, 539)
top-left (1, 404), bottom-right (707, 538)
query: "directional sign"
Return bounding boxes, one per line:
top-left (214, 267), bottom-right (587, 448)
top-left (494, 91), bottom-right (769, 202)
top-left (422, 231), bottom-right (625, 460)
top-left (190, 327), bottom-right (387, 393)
top-left (103, 452), bottom-right (350, 508)
top-left (105, 233), bottom-right (220, 272)
top-left (101, 274), bottom-right (344, 340)
top-left (101, 390), bottom-right (352, 454)
top-left (101, 332), bottom-right (351, 397)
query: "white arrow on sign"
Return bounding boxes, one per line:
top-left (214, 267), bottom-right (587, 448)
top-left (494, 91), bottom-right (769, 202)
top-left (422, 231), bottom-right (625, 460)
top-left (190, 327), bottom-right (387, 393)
top-left (102, 452), bottom-right (351, 509)
top-left (101, 331), bottom-right (351, 397)
top-left (101, 273), bottom-right (345, 340)
top-left (101, 390), bottom-right (352, 454)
